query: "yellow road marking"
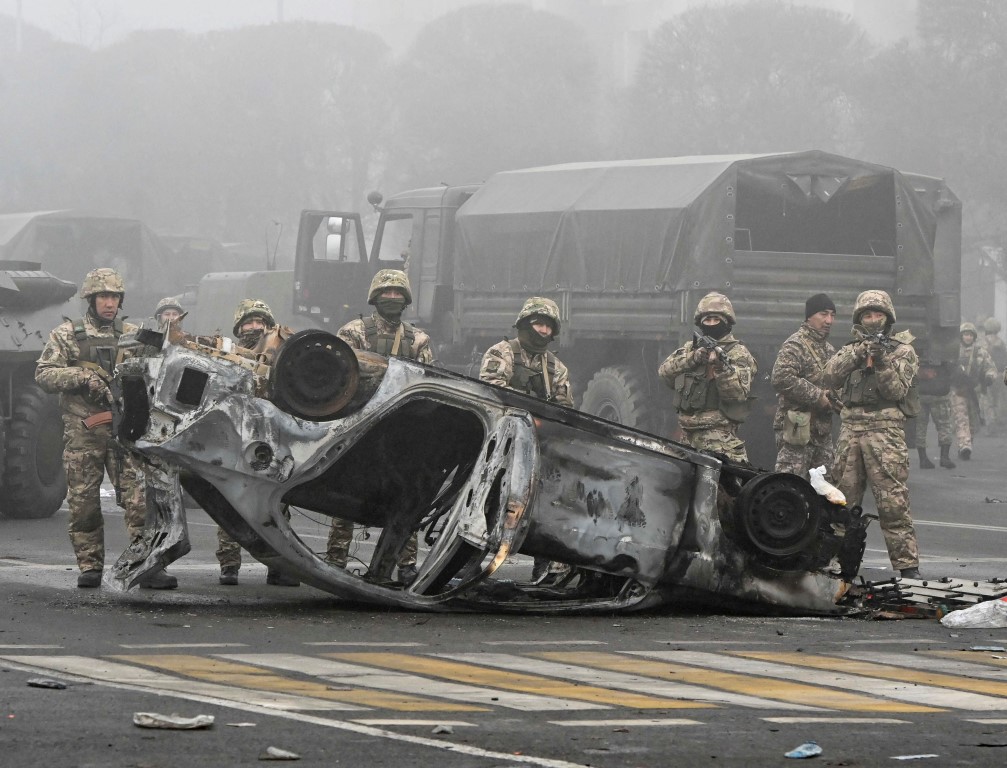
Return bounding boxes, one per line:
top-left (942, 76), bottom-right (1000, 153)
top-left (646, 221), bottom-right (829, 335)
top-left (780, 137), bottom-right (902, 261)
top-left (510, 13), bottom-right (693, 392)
top-left (536, 651), bottom-right (930, 713)
top-left (931, 651), bottom-right (1007, 669)
top-left (327, 653), bottom-right (706, 709)
top-left (739, 652), bottom-right (1007, 699)
top-left (112, 655), bottom-right (482, 712)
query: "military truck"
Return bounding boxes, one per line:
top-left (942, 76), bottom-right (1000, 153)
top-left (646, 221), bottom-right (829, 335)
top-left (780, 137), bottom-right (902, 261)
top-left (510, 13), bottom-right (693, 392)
top-left (292, 151), bottom-right (962, 467)
top-left (0, 211), bottom-right (180, 518)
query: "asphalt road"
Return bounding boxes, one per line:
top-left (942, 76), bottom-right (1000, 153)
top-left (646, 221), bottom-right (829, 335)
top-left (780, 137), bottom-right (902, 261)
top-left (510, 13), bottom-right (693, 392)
top-left (2, 429), bottom-right (1006, 767)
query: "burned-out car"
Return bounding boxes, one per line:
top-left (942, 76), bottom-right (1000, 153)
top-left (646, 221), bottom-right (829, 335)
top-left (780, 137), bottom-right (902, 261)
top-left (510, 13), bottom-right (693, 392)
top-left (111, 328), bottom-right (869, 614)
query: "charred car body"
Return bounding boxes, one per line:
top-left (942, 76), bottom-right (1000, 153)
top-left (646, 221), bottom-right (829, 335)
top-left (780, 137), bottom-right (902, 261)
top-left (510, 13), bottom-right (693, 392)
top-left (111, 327), bottom-right (868, 614)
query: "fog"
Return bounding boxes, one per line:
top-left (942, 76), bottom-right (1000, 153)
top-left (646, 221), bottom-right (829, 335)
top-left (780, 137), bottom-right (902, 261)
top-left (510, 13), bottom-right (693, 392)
top-left (0, 0), bottom-right (1004, 315)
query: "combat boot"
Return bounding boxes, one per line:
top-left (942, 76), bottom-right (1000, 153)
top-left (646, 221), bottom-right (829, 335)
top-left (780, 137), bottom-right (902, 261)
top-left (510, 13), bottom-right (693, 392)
top-left (138, 569), bottom-right (178, 590)
top-left (959, 446), bottom-right (972, 461)
top-left (939, 444), bottom-right (956, 469)
top-left (266, 568), bottom-right (300, 587)
top-left (77, 569), bottom-right (102, 588)
top-left (219, 566), bottom-right (239, 586)
top-left (899, 567), bottom-right (922, 580)
top-left (917, 447), bottom-right (935, 469)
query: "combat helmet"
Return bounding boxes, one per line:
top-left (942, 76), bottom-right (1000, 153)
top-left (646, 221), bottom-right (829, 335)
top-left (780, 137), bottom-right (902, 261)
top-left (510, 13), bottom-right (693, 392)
top-left (232, 299), bottom-right (276, 336)
top-left (693, 292), bottom-right (736, 325)
top-left (367, 269), bottom-right (412, 305)
top-left (80, 267), bottom-right (125, 301)
top-left (852, 290), bottom-right (896, 325)
top-left (984, 317), bottom-right (1001, 334)
top-left (514, 297), bottom-right (561, 336)
top-left (960, 321), bottom-right (978, 336)
top-left (155, 296), bottom-right (183, 319)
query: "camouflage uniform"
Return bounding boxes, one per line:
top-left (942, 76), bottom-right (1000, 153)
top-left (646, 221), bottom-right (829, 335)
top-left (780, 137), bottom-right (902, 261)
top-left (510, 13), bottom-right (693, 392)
top-left (481, 297), bottom-right (572, 580)
top-left (771, 321), bottom-right (837, 479)
top-left (980, 318), bottom-right (1007, 433)
top-left (915, 394), bottom-right (954, 453)
top-left (35, 268), bottom-right (147, 575)
top-left (326, 271), bottom-right (433, 571)
top-left (658, 292), bottom-right (757, 463)
top-left (217, 299), bottom-right (296, 582)
top-left (824, 290), bottom-right (920, 573)
top-left (950, 322), bottom-right (998, 456)
top-left (479, 297), bottom-right (573, 407)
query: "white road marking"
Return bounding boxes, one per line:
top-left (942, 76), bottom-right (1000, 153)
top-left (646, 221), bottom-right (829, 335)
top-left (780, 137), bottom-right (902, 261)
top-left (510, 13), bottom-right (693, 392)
top-left (838, 640), bottom-right (946, 646)
top-left (0, 656), bottom-right (591, 768)
top-left (913, 519), bottom-right (1007, 534)
top-left (302, 642), bottom-right (423, 647)
top-left (220, 653), bottom-right (605, 711)
top-left (0, 644), bottom-right (62, 649)
top-left (632, 651), bottom-right (1007, 711)
top-left (119, 643), bottom-right (249, 649)
top-left (762, 717), bottom-right (910, 724)
top-left (548, 718), bottom-right (701, 727)
top-left (839, 652), bottom-right (1007, 680)
top-left (481, 640), bottom-right (606, 646)
top-left (350, 719), bottom-right (477, 727)
top-left (440, 652), bottom-right (822, 711)
top-left (966, 718), bottom-right (1007, 724)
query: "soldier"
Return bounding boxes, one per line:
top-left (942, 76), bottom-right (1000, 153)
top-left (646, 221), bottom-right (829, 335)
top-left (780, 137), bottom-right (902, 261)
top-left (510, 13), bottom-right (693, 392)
top-left (981, 317), bottom-right (1007, 434)
top-left (325, 270), bottom-right (434, 584)
top-left (480, 297), bottom-right (573, 585)
top-left (771, 293), bottom-right (839, 479)
top-left (154, 297), bottom-right (184, 328)
top-left (35, 268), bottom-right (177, 589)
top-left (950, 322), bottom-right (998, 460)
top-left (217, 299), bottom-right (300, 587)
top-left (916, 392), bottom-right (956, 469)
top-left (824, 290), bottom-right (923, 579)
top-left (658, 292), bottom-right (757, 463)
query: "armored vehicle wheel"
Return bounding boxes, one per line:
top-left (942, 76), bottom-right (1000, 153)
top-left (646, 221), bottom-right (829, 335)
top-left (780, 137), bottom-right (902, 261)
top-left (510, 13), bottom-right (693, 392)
top-left (3, 385), bottom-right (67, 519)
top-left (733, 472), bottom-right (821, 561)
top-left (580, 366), bottom-right (651, 430)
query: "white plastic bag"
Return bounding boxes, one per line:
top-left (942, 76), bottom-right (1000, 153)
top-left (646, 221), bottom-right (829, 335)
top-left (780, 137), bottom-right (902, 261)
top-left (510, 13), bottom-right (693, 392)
top-left (940, 597), bottom-right (1007, 629)
top-left (809, 466), bottom-right (846, 506)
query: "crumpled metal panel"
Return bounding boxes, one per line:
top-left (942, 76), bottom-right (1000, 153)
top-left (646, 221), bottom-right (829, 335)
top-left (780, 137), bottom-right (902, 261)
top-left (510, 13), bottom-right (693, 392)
top-left (110, 333), bottom-right (867, 614)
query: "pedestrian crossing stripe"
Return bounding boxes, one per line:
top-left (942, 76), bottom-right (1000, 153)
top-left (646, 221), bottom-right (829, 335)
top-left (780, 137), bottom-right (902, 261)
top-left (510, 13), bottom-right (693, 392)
top-left (326, 652), bottom-right (707, 710)
top-left (529, 651), bottom-right (930, 713)
top-left (930, 651), bottom-right (1007, 670)
top-left (112, 655), bottom-right (484, 712)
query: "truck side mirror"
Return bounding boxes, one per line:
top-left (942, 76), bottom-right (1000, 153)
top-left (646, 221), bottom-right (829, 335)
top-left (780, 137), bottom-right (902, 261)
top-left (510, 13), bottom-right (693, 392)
top-left (366, 190), bottom-right (384, 212)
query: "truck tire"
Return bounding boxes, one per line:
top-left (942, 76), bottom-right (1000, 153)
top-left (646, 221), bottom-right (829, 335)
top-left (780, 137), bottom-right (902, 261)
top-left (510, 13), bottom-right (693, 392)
top-left (580, 366), bottom-right (652, 431)
top-left (3, 385), bottom-right (67, 519)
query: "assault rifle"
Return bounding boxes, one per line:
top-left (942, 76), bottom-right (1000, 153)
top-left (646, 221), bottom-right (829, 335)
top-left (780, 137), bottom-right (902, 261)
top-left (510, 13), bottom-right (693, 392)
top-left (693, 331), bottom-right (735, 373)
top-left (853, 325), bottom-right (902, 372)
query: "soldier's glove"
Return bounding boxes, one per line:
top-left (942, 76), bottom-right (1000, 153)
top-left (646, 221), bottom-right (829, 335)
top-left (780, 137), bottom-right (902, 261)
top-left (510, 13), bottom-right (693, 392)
top-left (691, 348), bottom-right (711, 367)
top-left (86, 373), bottom-right (112, 404)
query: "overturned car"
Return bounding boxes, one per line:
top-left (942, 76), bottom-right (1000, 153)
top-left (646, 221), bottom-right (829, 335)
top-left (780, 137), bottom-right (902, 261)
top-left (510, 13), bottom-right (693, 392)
top-left (111, 328), bottom-right (869, 614)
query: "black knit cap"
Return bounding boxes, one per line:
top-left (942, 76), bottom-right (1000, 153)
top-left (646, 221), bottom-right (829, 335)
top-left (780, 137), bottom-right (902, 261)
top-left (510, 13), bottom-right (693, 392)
top-left (805, 293), bottom-right (836, 319)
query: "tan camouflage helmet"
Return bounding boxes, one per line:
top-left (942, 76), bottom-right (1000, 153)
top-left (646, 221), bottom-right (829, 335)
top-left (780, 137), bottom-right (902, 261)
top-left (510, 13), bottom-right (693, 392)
top-left (693, 292), bottom-right (736, 325)
top-left (232, 298), bottom-right (276, 336)
top-left (367, 269), bottom-right (412, 305)
top-left (960, 321), bottom-right (978, 336)
top-left (984, 317), bottom-right (1001, 334)
top-left (514, 296), bottom-right (561, 336)
top-left (80, 267), bottom-right (125, 300)
top-left (155, 296), bottom-right (184, 319)
top-left (852, 289), bottom-right (896, 325)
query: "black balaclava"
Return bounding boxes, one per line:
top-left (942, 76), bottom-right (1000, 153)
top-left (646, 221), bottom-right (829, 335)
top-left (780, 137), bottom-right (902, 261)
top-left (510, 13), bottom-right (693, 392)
top-left (238, 315), bottom-right (270, 348)
top-left (516, 317), bottom-right (553, 354)
top-left (698, 314), bottom-right (731, 340)
top-left (375, 297), bottom-right (407, 323)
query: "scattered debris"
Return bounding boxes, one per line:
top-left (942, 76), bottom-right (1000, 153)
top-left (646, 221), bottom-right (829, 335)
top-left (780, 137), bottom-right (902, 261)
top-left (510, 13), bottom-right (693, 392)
top-left (857, 578), bottom-right (1007, 620)
top-left (984, 497), bottom-right (1004, 503)
top-left (785, 741), bottom-right (823, 759)
top-left (940, 597), bottom-right (1007, 629)
top-left (132, 712), bottom-right (215, 730)
top-left (259, 746), bottom-right (301, 761)
top-left (26, 678), bottom-right (67, 690)
top-left (431, 724), bottom-right (454, 735)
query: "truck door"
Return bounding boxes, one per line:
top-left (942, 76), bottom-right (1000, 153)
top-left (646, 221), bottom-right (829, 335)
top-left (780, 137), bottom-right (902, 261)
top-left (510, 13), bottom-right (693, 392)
top-left (293, 210), bottom-right (369, 330)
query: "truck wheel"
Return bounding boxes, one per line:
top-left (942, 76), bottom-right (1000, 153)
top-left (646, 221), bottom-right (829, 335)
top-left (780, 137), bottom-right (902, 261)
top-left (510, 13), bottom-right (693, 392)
top-left (3, 385), bottom-right (67, 519)
top-left (580, 366), bottom-right (652, 431)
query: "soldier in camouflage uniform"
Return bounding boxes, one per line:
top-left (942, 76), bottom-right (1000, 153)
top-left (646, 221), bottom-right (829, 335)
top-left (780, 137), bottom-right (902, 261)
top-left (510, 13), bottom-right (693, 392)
top-left (658, 292), bottom-right (757, 464)
top-left (35, 268), bottom-right (177, 589)
top-left (480, 297), bottom-right (574, 584)
top-left (824, 290), bottom-right (923, 579)
top-left (980, 318), bottom-right (1007, 434)
top-left (217, 299), bottom-right (300, 587)
top-left (916, 393), bottom-right (956, 469)
top-left (771, 293), bottom-right (839, 479)
top-left (154, 296), bottom-right (184, 327)
top-left (950, 322), bottom-right (998, 460)
top-left (325, 270), bottom-right (434, 584)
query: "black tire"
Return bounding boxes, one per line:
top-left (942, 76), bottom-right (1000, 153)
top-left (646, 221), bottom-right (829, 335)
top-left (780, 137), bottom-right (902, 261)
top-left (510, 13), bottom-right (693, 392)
top-left (579, 366), bottom-right (652, 431)
top-left (3, 384), bottom-right (67, 519)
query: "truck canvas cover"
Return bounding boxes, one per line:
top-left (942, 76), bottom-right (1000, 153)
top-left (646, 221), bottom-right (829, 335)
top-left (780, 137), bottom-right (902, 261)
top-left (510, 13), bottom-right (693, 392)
top-left (454, 151), bottom-right (946, 297)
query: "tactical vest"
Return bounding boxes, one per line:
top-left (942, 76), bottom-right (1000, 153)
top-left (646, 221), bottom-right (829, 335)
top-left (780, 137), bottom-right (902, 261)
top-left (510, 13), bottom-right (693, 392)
top-left (508, 338), bottom-right (557, 400)
top-left (672, 339), bottom-right (750, 422)
top-left (363, 316), bottom-right (416, 358)
top-left (72, 317), bottom-right (124, 376)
